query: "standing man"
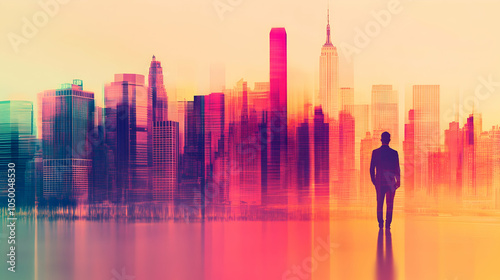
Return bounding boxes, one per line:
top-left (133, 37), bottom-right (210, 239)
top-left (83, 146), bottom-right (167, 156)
top-left (370, 132), bottom-right (401, 229)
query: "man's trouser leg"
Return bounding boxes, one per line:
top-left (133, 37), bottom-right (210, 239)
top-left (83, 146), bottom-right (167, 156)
top-left (376, 187), bottom-right (385, 227)
top-left (386, 189), bottom-right (395, 227)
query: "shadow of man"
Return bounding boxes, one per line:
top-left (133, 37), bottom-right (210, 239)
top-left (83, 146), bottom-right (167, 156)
top-left (376, 229), bottom-right (395, 280)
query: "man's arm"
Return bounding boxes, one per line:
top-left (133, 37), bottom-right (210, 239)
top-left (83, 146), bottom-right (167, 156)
top-left (370, 150), bottom-right (376, 186)
top-left (395, 151), bottom-right (401, 187)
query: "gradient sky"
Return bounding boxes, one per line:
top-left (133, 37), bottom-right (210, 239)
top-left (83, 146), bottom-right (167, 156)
top-left (1, 0), bottom-right (500, 129)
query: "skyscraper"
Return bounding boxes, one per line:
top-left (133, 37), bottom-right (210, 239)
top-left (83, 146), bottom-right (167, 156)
top-left (371, 85), bottom-right (399, 149)
top-left (180, 100), bottom-right (204, 205)
top-left (0, 101), bottom-right (37, 207)
top-left (403, 109), bottom-right (415, 200)
top-left (338, 111), bottom-right (355, 202)
top-left (491, 126), bottom-right (500, 209)
top-left (319, 9), bottom-right (339, 120)
top-left (345, 104), bottom-right (369, 140)
top-left (412, 85), bottom-right (440, 197)
top-left (360, 132), bottom-right (374, 204)
top-left (152, 120), bottom-right (179, 201)
top-left (148, 56), bottom-right (180, 203)
top-left (268, 27), bottom-right (288, 205)
top-left (204, 92), bottom-right (227, 204)
top-left (339, 87), bottom-right (354, 112)
top-left (444, 121), bottom-right (462, 201)
top-left (297, 121), bottom-right (311, 204)
top-left (149, 55), bottom-right (168, 123)
top-left (40, 80), bottom-right (94, 204)
top-left (104, 74), bottom-right (149, 203)
top-left (314, 106), bottom-right (329, 203)
top-left (91, 106), bottom-right (108, 203)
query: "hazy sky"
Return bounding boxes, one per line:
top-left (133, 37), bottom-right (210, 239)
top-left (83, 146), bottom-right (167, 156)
top-left (2, 0), bottom-right (500, 129)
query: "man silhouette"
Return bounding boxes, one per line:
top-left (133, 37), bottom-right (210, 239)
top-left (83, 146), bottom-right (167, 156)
top-left (370, 132), bottom-right (400, 229)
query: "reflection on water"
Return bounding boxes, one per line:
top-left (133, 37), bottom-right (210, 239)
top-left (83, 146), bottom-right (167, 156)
top-left (376, 229), bottom-right (395, 280)
top-left (2, 215), bottom-right (500, 279)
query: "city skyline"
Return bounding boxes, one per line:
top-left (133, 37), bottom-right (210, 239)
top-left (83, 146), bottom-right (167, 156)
top-left (4, 3), bottom-right (500, 280)
top-left (1, 3), bottom-right (500, 213)
top-left (2, 1), bottom-right (500, 131)
top-left (1, 26), bottom-right (499, 212)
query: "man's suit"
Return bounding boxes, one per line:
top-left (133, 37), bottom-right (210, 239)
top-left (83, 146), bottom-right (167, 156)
top-left (370, 144), bottom-right (400, 227)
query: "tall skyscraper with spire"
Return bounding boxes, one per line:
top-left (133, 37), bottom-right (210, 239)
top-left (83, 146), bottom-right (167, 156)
top-left (149, 55), bottom-right (168, 123)
top-left (148, 56), bottom-right (179, 202)
top-left (319, 8), bottom-right (339, 120)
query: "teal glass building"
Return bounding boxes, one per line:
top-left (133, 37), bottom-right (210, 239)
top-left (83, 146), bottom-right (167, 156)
top-left (0, 100), bottom-right (37, 208)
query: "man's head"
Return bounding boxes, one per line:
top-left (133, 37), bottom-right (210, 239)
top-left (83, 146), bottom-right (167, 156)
top-left (381, 131), bottom-right (391, 145)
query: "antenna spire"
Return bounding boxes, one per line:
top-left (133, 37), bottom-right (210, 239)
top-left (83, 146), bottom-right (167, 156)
top-left (325, 2), bottom-right (332, 45)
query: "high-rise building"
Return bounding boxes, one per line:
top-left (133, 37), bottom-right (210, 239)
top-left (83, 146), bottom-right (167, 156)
top-left (491, 126), bottom-right (500, 209)
top-left (25, 147), bottom-right (43, 205)
top-left (91, 106), bottom-right (108, 203)
top-left (204, 92), bottom-right (227, 204)
top-left (319, 9), bottom-right (339, 120)
top-left (360, 132), bottom-right (374, 204)
top-left (461, 113), bottom-right (492, 206)
top-left (0, 101), bottom-right (37, 207)
top-left (268, 27), bottom-right (288, 205)
top-left (149, 55), bottom-right (168, 123)
top-left (314, 107), bottom-right (329, 203)
top-left (180, 100), bottom-right (203, 204)
top-left (371, 85), bottom-right (399, 149)
top-left (412, 85), bottom-right (440, 197)
top-left (152, 120), bottom-right (179, 201)
top-left (444, 121), bottom-right (462, 201)
top-left (476, 130), bottom-right (492, 204)
top-left (176, 101), bottom-right (188, 157)
top-left (249, 82), bottom-right (270, 114)
top-left (148, 56), bottom-right (181, 203)
top-left (338, 111), bottom-right (355, 201)
top-left (339, 87), bottom-right (354, 111)
top-left (351, 104), bottom-right (370, 139)
top-left (297, 121), bottom-right (311, 204)
top-left (40, 80), bottom-right (94, 204)
top-left (403, 109), bottom-right (415, 199)
top-left (148, 56), bottom-right (179, 202)
top-left (463, 115), bottom-right (475, 199)
top-left (104, 74), bottom-right (149, 203)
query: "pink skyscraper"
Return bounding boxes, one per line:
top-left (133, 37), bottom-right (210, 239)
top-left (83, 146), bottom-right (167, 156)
top-left (268, 27), bottom-right (288, 205)
top-left (444, 121), bottom-right (462, 201)
top-left (204, 92), bottom-right (227, 204)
